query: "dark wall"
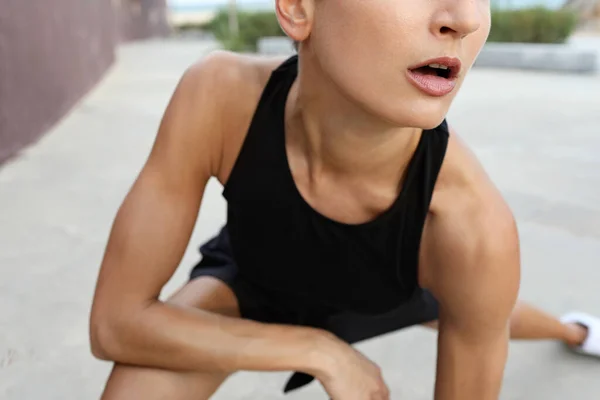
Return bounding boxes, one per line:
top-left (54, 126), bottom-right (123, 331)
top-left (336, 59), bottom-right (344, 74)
top-left (0, 0), bottom-right (168, 164)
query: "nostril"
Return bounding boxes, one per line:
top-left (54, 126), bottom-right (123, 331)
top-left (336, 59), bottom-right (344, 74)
top-left (440, 26), bottom-right (453, 34)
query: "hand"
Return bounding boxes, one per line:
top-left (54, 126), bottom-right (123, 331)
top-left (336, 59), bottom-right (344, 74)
top-left (315, 338), bottom-right (390, 400)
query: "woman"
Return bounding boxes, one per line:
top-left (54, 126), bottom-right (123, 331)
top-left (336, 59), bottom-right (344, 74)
top-left (90, 0), bottom-right (599, 399)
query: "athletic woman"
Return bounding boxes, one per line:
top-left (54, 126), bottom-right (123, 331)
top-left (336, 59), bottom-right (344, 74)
top-left (90, 0), bottom-right (600, 399)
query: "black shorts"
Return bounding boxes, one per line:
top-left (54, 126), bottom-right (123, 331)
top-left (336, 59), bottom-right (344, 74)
top-left (190, 227), bottom-right (439, 393)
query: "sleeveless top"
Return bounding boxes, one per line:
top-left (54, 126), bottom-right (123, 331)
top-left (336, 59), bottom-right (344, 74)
top-left (222, 56), bottom-right (449, 315)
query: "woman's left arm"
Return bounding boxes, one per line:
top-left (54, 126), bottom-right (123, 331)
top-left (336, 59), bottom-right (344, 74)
top-left (423, 182), bottom-right (521, 400)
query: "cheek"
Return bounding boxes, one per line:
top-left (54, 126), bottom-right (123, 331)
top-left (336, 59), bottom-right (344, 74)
top-left (311, 2), bottom-right (413, 88)
top-left (475, 10), bottom-right (492, 51)
top-left (313, 3), bottom-right (377, 54)
top-left (466, 22), bottom-right (491, 67)
top-left (311, 0), bottom-right (411, 60)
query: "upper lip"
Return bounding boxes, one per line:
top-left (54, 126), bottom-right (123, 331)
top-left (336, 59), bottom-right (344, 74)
top-left (408, 56), bottom-right (462, 79)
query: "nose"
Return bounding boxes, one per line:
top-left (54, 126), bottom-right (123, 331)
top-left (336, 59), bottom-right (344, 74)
top-left (431, 0), bottom-right (484, 39)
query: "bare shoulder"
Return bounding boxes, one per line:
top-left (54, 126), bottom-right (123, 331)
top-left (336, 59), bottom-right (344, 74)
top-left (426, 125), bottom-right (519, 263)
top-left (166, 50), bottom-right (288, 183)
top-left (210, 52), bottom-right (289, 184)
top-left (182, 50), bottom-right (285, 100)
top-left (420, 126), bottom-right (520, 318)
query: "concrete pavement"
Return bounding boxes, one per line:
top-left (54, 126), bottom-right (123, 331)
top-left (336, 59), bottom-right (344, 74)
top-left (1, 39), bottom-right (599, 399)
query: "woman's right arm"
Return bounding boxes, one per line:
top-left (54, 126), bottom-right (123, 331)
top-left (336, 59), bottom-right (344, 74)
top-left (89, 52), bottom-right (337, 376)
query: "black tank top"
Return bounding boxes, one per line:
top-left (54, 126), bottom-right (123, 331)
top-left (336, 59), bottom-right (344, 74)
top-left (223, 56), bottom-right (449, 315)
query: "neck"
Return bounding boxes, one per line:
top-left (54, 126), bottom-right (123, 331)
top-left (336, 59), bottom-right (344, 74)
top-left (286, 55), bottom-right (422, 181)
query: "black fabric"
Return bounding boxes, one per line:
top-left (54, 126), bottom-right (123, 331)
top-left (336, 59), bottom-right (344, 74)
top-left (190, 227), bottom-right (439, 392)
top-left (223, 55), bottom-right (448, 314)
top-left (190, 55), bottom-right (449, 393)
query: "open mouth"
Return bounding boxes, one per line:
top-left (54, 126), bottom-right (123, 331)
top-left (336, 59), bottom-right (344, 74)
top-left (411, 64), bottom-right (453, 79)
top-left (406, 57), bottom-right (462, 96)
top-left (408, 57), bottom-right (461, 80)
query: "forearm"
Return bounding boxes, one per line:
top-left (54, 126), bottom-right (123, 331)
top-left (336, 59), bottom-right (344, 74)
top-left (93, 300), bottom-right (335, 376)
top-left (434, 326), bottom-right (509, 400)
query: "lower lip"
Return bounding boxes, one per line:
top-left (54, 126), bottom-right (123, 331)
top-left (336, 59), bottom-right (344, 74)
top-left (406, 70), bottom-right (457, 97)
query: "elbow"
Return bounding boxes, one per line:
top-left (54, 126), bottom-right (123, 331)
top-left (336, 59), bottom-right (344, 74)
top-left (89, 314), bottom-right (117, 361)
top-left (89, 308), bottom-right (130, 362)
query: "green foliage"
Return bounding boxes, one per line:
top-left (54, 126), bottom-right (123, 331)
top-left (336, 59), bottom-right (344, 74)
top-left (199, 6), bottom-right (579, 51)
top-left (204, 9), bottom-right (285, 52)
top-left (488, 7), bottom-right (578, 44)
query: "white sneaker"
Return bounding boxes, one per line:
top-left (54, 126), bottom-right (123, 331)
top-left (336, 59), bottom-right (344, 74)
top-left (560, 311), bottom-right (600, 357)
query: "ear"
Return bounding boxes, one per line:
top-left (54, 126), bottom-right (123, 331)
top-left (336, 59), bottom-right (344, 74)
top-left (275, 0), bottom-right (314, 43)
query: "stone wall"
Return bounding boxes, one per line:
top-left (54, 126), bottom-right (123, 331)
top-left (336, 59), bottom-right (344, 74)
top-left (0, 0), bottom-right (168, 164)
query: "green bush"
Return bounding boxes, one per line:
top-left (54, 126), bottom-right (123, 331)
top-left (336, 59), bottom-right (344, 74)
top-left (204, 10), bottom-right (285, 52)
top-left (201, 7), bottom-right (578, 51)
top-left (488, 7), bottom-right (578, 44)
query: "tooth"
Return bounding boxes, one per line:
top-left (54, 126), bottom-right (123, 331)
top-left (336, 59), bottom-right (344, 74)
top-left (428, 63), bottom-right (449, 70)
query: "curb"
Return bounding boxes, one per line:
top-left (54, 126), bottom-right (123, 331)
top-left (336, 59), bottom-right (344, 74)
top-left (257, 37), bottom-right (598, 74)
top-left (475, 43), bottom-right (597, 74)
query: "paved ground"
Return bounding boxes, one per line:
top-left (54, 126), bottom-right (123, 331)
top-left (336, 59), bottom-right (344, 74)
top-left (1, 39), bottom-right (600, 400)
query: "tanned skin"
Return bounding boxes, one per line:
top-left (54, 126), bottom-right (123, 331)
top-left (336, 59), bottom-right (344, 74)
top-left (91, 0), bottom-right (524, 398)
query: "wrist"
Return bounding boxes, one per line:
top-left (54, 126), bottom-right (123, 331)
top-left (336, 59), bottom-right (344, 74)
top-left (300, 328), bottom-right (345, 379)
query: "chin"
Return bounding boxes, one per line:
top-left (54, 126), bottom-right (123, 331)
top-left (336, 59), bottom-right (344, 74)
top-left (376, 99), bottom-right (451, 131)
top-left (405, 112), bottom-right (448, 131)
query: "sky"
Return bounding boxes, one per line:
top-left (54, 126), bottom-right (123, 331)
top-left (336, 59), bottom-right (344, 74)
top-left (167, 0), bottom-right (568, 11)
